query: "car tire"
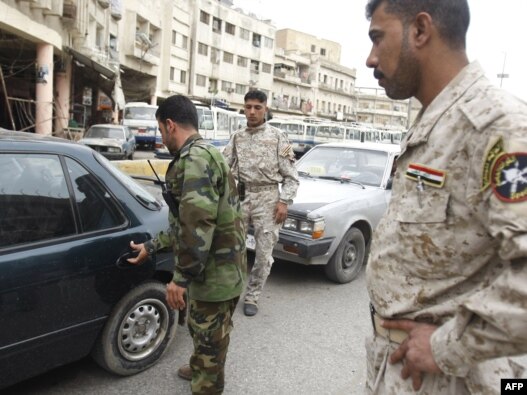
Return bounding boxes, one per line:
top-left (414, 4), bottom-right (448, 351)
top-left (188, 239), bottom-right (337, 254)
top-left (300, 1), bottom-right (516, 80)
top-left (325, 227), bottom-right (365, 284)
top-left (91, 280), bottom-right (177, 376)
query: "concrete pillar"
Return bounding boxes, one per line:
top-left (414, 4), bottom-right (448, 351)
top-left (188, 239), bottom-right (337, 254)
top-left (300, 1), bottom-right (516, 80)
top-left (54, 59), bottom-right (71, 134)
top-left (150, 95), bottom-right (157, 106)
top-left (35, 43), bottom-right (54, 135)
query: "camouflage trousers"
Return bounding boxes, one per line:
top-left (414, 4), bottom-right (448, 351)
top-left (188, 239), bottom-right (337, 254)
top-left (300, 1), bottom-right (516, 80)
top-left (188, 297), bottom-right (239, 395)
top-left (365, 334), bottom-right (524, 394)
top-left (242, 188), bottom-right (281, 305)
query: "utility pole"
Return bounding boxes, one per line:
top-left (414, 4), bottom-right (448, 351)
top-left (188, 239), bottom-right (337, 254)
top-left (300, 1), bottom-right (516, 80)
top-left (497, 52), bottom-right (509, 88)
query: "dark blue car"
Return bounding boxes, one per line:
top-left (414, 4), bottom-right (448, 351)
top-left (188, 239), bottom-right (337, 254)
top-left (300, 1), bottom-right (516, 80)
top-left (0, 130), bottom-right (177, 389)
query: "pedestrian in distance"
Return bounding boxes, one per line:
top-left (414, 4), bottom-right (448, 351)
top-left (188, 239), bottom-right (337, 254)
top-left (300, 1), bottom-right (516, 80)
top-left (364, 0), bottom-right (527, 393)
top-left (223, 90), bottom-right (299, 317)
top-left (128, 94), bottom-right (247, 394)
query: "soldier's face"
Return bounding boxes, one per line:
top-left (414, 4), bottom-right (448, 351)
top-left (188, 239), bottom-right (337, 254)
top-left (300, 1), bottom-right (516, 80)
top-left (158, 119), bottom-right (176, 152)
top-left (244, 99), bottom-right (267, 127)
top-left (366, 3), bottom-right (420, 100)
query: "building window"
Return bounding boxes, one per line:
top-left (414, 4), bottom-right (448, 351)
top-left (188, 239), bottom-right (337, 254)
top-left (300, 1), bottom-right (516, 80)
top-left (180, 70), bottom-right (186, 84)
top-left (235, 84), bottom-right (246, 94)
top-left (237, 56), bottom-right (247, 67)
top-left (320, 48), bottom-right (326, 56)
top-left (262, 63), bottom-right (271, 73)
top-left (211, 48), bottom-right (220, 64)
top-left (223, 51), bottom-right (234, 64)
top-left (250, 60), bottom-right (259, 73)
top-left (200, 10), bottom-right (210, 24)
top-left (311, 44), bottom-right (316, 52)
top-left (209, 79), bottom-right (218, 92)
top-left (225, 22), bottom-right (235, 35)
top-left (240, 28), bottom-right (250, 40)
top-left (198, 42), bottom-right (208, 56)
top-left (221, 80), bottom-right (233, 92)
top-left (171, 32), bottom-right (188, 49)
top-left (196, 74), bottom-right (207, 87)
top-left (212, 17), bottom-right (222, 33)
top-left (264, 36), bottom-right (273, 48)
top-left (170, 67), bottom-right (175, 81)
top-left (252, 33), bottom-right (261, 47)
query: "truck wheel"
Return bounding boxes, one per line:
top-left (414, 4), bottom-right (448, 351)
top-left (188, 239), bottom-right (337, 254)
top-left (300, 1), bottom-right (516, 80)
top-left (91, 281), bottom-right (177, 376)
top-left (325, 227), bottom-right (365, 283)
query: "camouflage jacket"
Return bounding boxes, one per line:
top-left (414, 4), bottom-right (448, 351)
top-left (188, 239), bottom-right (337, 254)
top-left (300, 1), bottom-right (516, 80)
top-left (223, 122), bottom-right (299, 204)
top-left (366, 62), bottom-right (527, 378)
top-left (148, 134), bottom-right (246, 302)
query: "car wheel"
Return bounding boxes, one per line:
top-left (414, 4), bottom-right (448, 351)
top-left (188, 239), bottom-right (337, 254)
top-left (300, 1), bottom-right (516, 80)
top-left (91, 281), bottom-right (177, 376)
top-left (325, 227), bottom-right (365, 283)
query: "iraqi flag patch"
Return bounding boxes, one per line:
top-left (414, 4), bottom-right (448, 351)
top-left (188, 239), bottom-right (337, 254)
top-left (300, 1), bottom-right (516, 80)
top-left (491, 152), bottom-right (527, 202)
top-left (405, 163), bottom-right (446, 188)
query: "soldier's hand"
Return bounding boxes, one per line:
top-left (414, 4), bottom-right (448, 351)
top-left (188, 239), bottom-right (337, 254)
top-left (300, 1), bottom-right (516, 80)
top-left (127, 241), bottom-right (149, 265)
top-left (166, 282), bottom-right (186, 310)
top-left (382, 319), bottom-right (441, 391)
top-left (274, 201), bottom-right (288, 224)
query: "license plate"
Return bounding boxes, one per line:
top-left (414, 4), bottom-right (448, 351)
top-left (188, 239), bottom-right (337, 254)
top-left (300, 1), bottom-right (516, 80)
top-left (246, 234), bottom-right (256, 250)
top-left (138, 129), bottom-right (146, 133)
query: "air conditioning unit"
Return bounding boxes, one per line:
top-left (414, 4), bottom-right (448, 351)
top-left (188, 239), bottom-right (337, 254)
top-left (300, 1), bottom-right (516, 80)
top-left (226, 88), bottom-right (234, 93)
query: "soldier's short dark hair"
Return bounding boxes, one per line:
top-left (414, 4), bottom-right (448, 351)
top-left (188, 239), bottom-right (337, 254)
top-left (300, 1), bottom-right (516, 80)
top-left (365, 0), bottom-right (470, 50)
top-left (156, 95), bottom-right (199, 130)
top-left (244, 90), bottom-right (267, 103)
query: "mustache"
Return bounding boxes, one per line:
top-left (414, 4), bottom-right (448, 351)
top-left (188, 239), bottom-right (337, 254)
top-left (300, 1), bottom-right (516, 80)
top-left (373, 69), bottom-right (385, 79)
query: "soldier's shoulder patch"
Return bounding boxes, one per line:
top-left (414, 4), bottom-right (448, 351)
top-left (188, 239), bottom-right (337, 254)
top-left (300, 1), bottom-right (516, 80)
top-left (280, 143), bottom-right (294, 158)
top-left (490, 152), bottom-right (527, 202)
top-left (481, 137), bottom-right (505, 190)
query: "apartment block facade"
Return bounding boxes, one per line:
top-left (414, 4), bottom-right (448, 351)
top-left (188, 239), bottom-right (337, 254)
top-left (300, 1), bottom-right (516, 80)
top-left (0, 0), bottom-right (409, 135)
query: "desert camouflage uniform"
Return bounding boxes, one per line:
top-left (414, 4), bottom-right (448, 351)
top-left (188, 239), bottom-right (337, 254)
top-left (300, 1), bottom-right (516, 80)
top-left (223, 123), bottom-right (299, 306)
top-left (366, 62), bottom-right (527, 394)
top-left (146, 134), bottom-right (246, 394)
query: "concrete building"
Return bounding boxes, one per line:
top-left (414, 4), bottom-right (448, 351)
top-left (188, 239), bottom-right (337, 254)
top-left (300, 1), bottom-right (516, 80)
top-left (188, 0), bottom-right (276, 111)
top-left (355, 87), bottom-right (409, 131)
top-left (272, 29), bottom-right (357, 121)
top-left (0, 1), bottom-right (411, 136)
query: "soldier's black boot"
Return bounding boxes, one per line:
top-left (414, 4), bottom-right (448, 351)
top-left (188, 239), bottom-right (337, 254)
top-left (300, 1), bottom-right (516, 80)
top-left (243, 303), bottom-right (258, 316)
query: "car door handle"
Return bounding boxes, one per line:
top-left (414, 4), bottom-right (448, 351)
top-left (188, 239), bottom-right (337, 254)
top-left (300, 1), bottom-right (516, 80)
top-left (115, 249), bottom-right (140, 269)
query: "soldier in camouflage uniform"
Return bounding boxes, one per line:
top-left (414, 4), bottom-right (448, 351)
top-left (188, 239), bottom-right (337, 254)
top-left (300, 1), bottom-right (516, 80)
top-left (364, 1), bottom-right (527, 393)
top-left (223, 90), bottom-right (299, 317)
top-left (129, 95), bottom-right (246, 394)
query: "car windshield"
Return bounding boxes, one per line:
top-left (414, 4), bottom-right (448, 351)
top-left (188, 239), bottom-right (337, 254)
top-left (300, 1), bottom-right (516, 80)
top-left (297, 146), bottom-right (388, 187)
top-left (94, 152), bottom-right (161, 210)
top-left (124, 106), bottom-right (157, 120)
top-left (86, 127), bottom-right (124, 140)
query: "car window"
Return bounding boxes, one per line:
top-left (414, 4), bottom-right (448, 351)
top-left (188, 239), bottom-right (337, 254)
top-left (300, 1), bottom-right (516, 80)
top-left (94, 152), bottom-right (161, 210)
top-left (65, 157), bottom-right (127, 232)
top-left (0, 153), bottom-right (75, 248)
top-left (298, 147), bottom-right (388, 186)
top-left (87, 127), bottom-right (124, 140)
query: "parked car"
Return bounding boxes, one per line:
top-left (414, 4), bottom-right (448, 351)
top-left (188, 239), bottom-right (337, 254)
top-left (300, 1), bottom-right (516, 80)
top-left (247, 141), bottom-right (400, 284)
top-left (78, 124), bottom-right (136, 160)
top-left (0, 130), bottom-right (177, 390)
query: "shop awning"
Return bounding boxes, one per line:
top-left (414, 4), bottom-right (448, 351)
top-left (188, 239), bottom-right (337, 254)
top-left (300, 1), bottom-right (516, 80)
top-left (67, 48), bottom-right (116, 80)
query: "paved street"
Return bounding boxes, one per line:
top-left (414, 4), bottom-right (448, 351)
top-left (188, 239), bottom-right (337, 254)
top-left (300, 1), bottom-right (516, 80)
top-left (4, 256), bottom-right (371, 395)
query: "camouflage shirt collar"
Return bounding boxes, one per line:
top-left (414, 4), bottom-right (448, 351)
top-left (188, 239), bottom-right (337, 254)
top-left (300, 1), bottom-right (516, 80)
top-left (175, 133), bottom-right (203, 159)
top-left (245, 122), bottom-right (267, 134)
